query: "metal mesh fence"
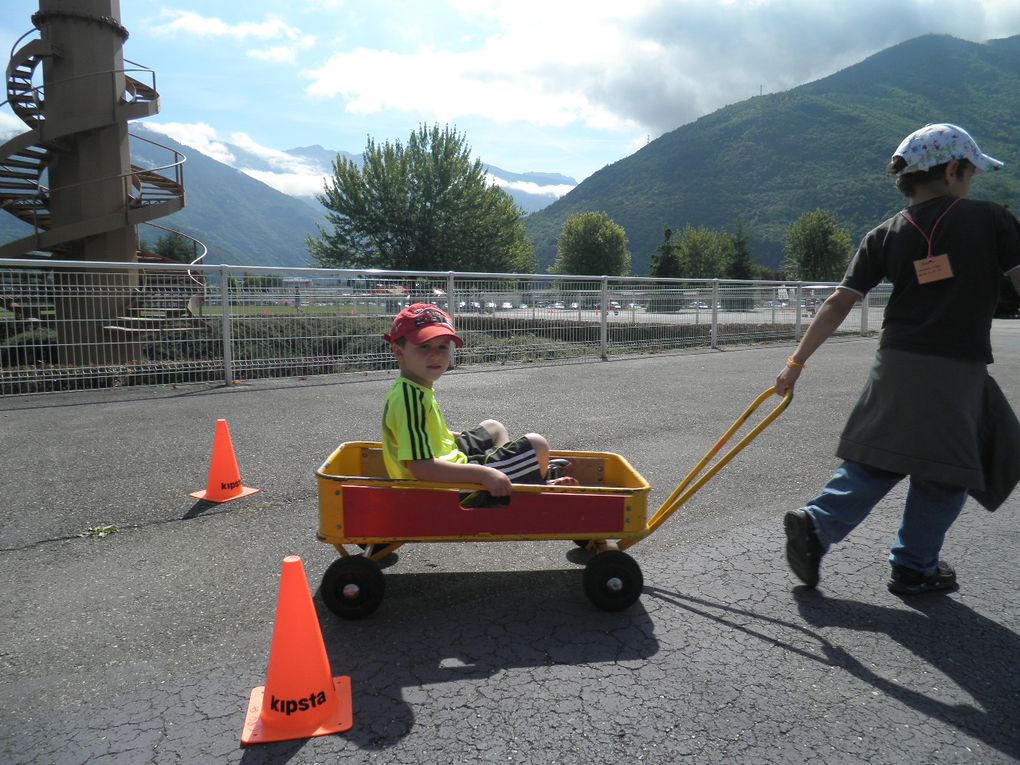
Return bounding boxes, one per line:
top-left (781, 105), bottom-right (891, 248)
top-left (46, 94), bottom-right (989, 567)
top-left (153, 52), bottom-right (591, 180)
top-left (1, 259), bottom-right (887, 396)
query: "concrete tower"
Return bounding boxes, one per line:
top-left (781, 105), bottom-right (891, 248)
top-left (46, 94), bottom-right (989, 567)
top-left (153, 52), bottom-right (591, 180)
top-left (1, 1), bottom-right (190, 366)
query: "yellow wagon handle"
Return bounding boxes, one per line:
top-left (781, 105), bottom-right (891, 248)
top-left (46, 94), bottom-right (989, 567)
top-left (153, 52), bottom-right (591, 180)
top-left (618, 387), bottom-right (792, 552)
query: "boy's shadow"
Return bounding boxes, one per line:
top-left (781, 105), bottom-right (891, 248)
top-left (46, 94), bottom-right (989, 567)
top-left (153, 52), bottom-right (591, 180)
top-left (794, 589), bottom-right (1020, 759)
top-left (314, 567), bottom-right (659, 752)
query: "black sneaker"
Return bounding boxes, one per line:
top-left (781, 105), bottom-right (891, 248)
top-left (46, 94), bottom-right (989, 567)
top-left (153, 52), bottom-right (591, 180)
top-left (888, 560), bottom-right (957, 595)
top-left (547, 458), bottom-right (571, 481)
top-left (784, 509), bottom-right (823, 587)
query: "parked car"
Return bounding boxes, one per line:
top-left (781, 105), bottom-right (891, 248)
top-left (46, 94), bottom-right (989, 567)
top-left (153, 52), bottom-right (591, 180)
top-left (552, 301), bottom-right (565, 309)
top-left (500, 301), bottom-right (513, 310)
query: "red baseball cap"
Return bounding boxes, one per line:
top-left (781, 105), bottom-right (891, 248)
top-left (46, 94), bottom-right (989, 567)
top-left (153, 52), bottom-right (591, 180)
top-left (383, 303), bottom-right (464, 347)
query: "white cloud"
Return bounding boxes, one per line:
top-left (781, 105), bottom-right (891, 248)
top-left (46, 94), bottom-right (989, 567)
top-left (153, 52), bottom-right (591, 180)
top-left (228, 132), bottom-right (322, 175)
top-left (304, 47), bottom-right (633, 131)
top-left (0, 111), bottom-right (26, 141)
top-left (485, 174), bottom-right (574, 199)
top-left (139, 124), bottom-right (329, 197)
top-left (241, 169), bottom-right (328, 197)
top-left (151, 10), bottom-right (315, 63)
top-left (120, 1), bottom-right (1020, 183)
top-left (301, 0), bottom-right (1020, 138)
top-left (141, 122), bottom-right (236, 165)
top-left (152, 10), bottom-right (309, 42)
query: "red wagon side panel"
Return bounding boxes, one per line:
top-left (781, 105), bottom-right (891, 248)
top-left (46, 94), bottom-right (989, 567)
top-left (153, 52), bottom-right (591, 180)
top-left (342, 486), bottom-right (630, 538)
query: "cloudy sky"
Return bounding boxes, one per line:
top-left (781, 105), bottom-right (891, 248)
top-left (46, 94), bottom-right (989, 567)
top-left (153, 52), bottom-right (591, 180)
top-left (2, 0), bottom-right (1019, 199)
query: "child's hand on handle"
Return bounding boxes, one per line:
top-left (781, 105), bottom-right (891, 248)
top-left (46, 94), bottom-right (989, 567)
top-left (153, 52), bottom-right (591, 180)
top-left (775, 355), bottom-right (805, 397)
top-left (774, 290), bottom-right (857, 397)
top-left (775, 364), bottom-right (802, 397)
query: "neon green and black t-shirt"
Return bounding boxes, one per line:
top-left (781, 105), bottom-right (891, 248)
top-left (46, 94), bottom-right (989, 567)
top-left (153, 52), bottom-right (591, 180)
top-left (382, 376), bottom-right (467, 479)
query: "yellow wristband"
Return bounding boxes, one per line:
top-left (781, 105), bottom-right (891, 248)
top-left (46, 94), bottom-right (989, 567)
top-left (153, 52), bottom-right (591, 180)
top-left (786, 356), bottom-right (805, 369)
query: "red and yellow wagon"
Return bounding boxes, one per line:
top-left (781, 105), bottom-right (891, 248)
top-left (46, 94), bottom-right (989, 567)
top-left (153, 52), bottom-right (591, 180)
top-left (315, 388), bottom-right (791, 618)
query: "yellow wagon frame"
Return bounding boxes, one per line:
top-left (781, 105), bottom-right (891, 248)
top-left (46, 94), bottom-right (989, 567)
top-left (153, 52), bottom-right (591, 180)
top-left (314, 388), bottom-right (791, 616)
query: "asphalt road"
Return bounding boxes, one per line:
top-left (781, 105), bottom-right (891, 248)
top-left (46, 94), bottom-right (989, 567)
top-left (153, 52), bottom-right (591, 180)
top-left (2, 325), bottom-right (1019, 764)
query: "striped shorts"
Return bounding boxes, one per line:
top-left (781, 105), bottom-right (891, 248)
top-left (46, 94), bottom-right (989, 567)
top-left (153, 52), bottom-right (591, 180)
top-left (456, 424), bottom-right (543, 484)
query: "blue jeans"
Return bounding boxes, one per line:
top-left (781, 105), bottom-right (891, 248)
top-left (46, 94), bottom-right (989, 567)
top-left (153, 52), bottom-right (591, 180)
top-left (804, 460), bottom-right (968, 575)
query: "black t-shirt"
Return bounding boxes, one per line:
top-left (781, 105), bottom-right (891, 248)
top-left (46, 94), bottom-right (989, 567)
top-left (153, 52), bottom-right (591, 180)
top-left (841, 197), bottom-right (1020, 363)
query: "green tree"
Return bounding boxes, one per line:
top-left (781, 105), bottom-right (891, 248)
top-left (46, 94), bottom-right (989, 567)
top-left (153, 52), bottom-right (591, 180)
top-left (551, 211), bottom-right (630, 276)
top-left (650, 227), bottom-right (682, 278)
top-left (725, 222), bottom-right (756, 280)
top-left (675, 224), bottom-right (726, 278)
top-left (146, 231), bottom-right (196, 263)
top-left (308, 124), bottom-right (536, 273)
top-left (782, 210), bottom-right (852, 281)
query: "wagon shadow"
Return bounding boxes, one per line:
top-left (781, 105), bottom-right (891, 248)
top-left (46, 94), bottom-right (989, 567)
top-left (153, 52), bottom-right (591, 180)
top-left (315, 568), bottom-right (659, 751)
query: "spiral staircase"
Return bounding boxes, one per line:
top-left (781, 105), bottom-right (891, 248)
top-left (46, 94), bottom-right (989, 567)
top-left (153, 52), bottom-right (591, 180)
top-left (0, 17), bottom-right (206, 356)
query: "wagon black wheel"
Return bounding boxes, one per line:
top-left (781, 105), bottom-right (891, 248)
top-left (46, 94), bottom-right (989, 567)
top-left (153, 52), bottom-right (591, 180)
top-left (321, 555), bottom-right (385, 619)
top-left (583, 551), bottom-right (643, 611)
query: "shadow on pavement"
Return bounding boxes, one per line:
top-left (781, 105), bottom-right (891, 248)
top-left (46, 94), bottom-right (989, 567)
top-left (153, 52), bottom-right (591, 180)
top-left (794, 589), bottom-right (1020, 761)
top-left (303, 568), bottom-right (660, 753)
top-left (643, 584), bottom-right (1020, 761)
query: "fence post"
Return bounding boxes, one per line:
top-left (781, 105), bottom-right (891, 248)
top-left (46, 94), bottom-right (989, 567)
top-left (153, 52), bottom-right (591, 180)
top-left (794, 283), bottom-right (804, 341)
top-left (861, 292), bottom-right (870, 335)
top-left (446, 272), bottom-right (456, 309)
top-left (600, 276), bottom-right (609, 360)
top-left (219, 265), bottom-right (233, 385)
top-left (447, 271), bottom-right (457, 368)
top-left (710, 279), bottom-right (719, 348)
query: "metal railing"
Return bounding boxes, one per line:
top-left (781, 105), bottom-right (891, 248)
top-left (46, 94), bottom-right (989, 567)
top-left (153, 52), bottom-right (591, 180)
top-left (0, 258), bottom-right (886, 396)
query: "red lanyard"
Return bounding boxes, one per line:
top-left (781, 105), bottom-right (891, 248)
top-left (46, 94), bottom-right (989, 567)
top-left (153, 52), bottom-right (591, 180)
top-left (898, 197), bottom-right (961, 261)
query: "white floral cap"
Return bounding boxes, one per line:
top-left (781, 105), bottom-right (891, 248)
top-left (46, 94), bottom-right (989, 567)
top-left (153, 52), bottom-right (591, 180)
top-left (892, 123), bottom-right (1003, 175)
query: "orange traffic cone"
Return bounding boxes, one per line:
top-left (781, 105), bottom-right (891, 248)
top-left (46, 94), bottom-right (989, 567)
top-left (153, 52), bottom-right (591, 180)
top-left (241, 555), bottom-right (353, 745)
top-left (190, 419), bottom-right (259, 503)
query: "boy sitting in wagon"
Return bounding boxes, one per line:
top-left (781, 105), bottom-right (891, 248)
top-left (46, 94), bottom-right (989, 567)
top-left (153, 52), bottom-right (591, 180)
top-left (381, 303), bottom-right (577, 498)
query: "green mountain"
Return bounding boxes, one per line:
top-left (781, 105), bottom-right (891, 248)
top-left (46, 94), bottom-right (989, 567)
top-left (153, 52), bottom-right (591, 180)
top-left (131, 130), bottom-right (323, 267)
top-left (0, 128), bottom-right (326, 267)
top-left (524, 33), bottom-right (1020, 274)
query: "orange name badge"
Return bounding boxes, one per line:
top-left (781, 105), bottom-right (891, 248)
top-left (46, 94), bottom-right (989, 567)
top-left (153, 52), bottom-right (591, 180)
top-left (914, 254), bottom-right (954, 284)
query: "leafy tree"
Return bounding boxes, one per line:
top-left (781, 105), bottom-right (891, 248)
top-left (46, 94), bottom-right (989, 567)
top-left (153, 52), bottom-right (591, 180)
top-left (550, 211), bottom-right (630, 276)
top-left (725, 222), bottom-right (756, 280)
top-left (650, 227), bottom-right (682, 278)
top-left (308, 124), bottom-right (536, 273)
top-left (675, 224), bottom-right (727, 278)
top-left (146, 231), bottom-right (196, 263)
top-left (782, 210), bottom-right (852, 281)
